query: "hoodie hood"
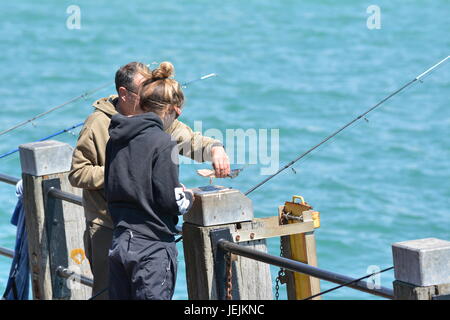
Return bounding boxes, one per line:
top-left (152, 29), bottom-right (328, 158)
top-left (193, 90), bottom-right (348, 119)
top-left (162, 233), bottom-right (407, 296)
top-left (109, 112), bottom-right (164, 144)
top-left (93, 95), bottom-right (119, 116)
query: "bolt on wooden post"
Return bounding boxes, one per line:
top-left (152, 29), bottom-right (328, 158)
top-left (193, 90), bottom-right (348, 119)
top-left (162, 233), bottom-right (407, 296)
top-left (19, 140), bottom-right (92, 300)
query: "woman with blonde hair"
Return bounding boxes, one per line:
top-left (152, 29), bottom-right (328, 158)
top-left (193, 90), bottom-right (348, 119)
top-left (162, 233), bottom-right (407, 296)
top-left (105, 62), bottom-right (193, 300)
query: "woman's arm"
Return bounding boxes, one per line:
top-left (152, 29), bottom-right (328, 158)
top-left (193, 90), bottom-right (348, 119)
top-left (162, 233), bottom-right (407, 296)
top-left (152, 141), bottom-right (194, 216)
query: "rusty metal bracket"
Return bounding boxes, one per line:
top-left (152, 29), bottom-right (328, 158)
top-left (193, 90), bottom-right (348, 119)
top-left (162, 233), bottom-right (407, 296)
top-left (230, 215), bottom-right (315, 243)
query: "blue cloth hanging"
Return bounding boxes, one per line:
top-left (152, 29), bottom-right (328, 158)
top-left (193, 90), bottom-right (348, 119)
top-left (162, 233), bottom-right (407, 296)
top-left (3, 180), bottom-right (30, 300)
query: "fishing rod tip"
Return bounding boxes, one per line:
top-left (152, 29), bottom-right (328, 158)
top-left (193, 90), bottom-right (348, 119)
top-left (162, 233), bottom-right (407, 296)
top-left (201, 73), bottom-right (217, 80)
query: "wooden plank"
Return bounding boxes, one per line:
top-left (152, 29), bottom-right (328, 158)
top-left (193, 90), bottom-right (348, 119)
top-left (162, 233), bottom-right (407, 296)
top-left (182, 222), bottom-right (214, 300)
top-left (304, 231), bottom-right (321, 296)
top-left (234, 239), bottom-right (273, 300)
top-left (43, 178), bottom-right (71, 299)
top-left (230, 216), bottom-right (314, 243)
top-left (394, 281), bottom-right (450, 300)
top-left (183, 222), bottom-right (273, 300)
top-left (20, 141), bottom-right (92, 300)
top-left (288, 231), bottom-right (321, 299)
top-left (281, 209), bottom-right (321, 300)
top-left (23, 174), bottom-right (53, 300)
top-left (55, 174), bottom-right (92, 299)
top-left (23, 172), bottom-right (92, 300)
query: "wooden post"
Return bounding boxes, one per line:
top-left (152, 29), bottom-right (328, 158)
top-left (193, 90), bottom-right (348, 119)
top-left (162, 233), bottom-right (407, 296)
top-left (19, 140), bottom-right (92, 300)
top-left (183, 222), bottom-right (273, 300)
top-left (182, 186), bottom-right (273, 300)
top-left (392, 238), bottom-right (450, 300)
top-left (281, 197), bottom-right (321, 300)
top-left (282, 234), bottom-right (320, 299)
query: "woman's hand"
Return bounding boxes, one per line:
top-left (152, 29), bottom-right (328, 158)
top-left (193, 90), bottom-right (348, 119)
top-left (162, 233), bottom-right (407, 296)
top-left (185, 188), bottom-right (194, 198)
top-left (180, 183), bottom-right (194, 198)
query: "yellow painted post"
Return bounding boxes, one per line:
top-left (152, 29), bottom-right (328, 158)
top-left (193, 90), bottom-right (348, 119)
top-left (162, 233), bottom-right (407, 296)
top-left (282, 196), bottom-right (321, 300)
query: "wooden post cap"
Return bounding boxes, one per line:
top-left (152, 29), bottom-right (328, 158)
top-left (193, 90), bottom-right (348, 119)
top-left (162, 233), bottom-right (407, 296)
top-left (19, 140), bottom-right (73, 176)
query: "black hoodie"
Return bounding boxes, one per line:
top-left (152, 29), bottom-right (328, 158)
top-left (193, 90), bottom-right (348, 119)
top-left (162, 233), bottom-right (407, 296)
top-left (105, 112), bottom-right (193, 241)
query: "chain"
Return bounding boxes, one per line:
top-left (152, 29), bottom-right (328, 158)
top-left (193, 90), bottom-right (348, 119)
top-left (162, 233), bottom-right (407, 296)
top-left (275, 273), bottom-right (281, 300)
top-left (225, 252), bottom-right (233, 300)
top-left (275, 237), bottom-right (287, 300)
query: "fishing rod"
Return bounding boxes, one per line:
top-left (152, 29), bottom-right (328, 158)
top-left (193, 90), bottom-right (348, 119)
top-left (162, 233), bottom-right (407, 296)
top-left (0, 81), bottom-right (111, 138)
top-left (0, 122), bottom-right (84, 160)
top-left (244, 55), bottom-right (450, 196)
top-left (0, 72), bottom-right (217, 139)
top-left (182, 73), bottom-right (217, 88)
top-left (0, 71), bottom-right (217, 161)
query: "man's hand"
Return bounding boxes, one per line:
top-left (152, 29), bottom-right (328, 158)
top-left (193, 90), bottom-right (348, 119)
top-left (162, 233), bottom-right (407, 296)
top-left (211, 146), bottom-right (230, 178)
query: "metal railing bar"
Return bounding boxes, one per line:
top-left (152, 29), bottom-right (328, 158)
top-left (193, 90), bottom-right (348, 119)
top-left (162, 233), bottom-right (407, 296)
top-left (0, 173), bottom-right (20, 186)
top-left (0, 246), bottom-right (14, 259)
top-left (56, 266), bottom-right (93, 288)
top-left (47, 187), bottom-right (82, 206)
top-left (0, 172), bottom-right (82, 207)
top-left (218, 239), bottom-right (394, 299)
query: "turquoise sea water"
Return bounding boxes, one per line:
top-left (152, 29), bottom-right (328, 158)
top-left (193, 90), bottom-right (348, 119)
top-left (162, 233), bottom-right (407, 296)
top-left (0, 1), bottom-right (449, 300)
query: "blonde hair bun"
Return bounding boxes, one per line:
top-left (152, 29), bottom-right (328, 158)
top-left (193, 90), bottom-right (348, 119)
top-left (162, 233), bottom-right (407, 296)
top-left (152, 61), bottom-right (175, 80)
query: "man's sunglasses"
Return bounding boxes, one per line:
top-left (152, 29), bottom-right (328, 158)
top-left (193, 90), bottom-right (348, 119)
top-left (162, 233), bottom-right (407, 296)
top-left (126, 87), bottom-right (138, 95)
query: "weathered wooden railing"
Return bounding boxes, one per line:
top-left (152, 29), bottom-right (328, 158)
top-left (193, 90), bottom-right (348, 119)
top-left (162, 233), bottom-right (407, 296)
top-left (1, 139), bottom-right (450, 300)
top-left (0, 140), bottom-right (93, 300)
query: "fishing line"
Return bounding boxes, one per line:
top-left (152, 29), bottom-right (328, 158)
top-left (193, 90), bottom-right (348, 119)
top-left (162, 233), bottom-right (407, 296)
top-left (0, 72), bottom-right (217, 139)
top-left (285, 78), bottom-right (419, 176)
top-left (182, 73), bottom-right (217, 88)
top-left (0, 122), bottom-right (84, 160)
top-left (244, 56), bottom-right (450, 196)
top-left (0, 81), bottom-right (112, 138)
top-left (295, 65), bottom-right (440, 172)
top-left (302, 266), bottom-right (394, 300)
top-left (286, 117), bottom-right (369, 174)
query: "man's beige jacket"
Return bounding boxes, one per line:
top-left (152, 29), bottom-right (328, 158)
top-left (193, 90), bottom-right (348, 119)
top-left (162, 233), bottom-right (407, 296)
top-left (69, 95), bottom-right (222, 228)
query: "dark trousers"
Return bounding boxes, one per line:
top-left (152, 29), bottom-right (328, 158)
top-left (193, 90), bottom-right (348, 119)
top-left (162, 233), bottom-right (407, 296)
top-left (108, 228), bottom-right (177, 300)
top-left (83, 221), bottom-right (113, 300)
